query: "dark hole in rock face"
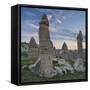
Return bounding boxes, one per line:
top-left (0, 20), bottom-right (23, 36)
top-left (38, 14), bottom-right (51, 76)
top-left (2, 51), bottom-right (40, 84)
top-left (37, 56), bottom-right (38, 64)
top-left (53, 61), bottom-right (58, 66)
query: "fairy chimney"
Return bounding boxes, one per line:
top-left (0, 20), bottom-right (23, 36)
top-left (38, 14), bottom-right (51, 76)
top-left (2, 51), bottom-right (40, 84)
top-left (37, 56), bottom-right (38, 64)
top-left (28, 37), bottom-right (38, 58)
top-left (38, 14), bottom-right (56, 77)
top-left (77, 31), bottom-right (83, 51)
top-left (62, 42), bottom-right (68, 51)
top-left (29, 37), bottom-right (38, 48)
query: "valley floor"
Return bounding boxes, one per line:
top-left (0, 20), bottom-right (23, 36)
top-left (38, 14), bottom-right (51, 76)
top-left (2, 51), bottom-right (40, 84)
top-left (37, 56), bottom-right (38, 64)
top-left (21, 68), bottom-right (86, 83)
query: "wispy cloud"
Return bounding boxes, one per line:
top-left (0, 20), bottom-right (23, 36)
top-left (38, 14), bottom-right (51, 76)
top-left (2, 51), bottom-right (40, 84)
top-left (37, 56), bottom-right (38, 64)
top-left (37, 8), bottom-right (65, 24)
top-left (56, 18), bottom-right (62, 24)
top-left (51, 34), bottom-right (76, 41)
top-left (25, 12), bottom-right (36, 17)
top-left (21, 7), bottom-right (85, 49)
top-left (47, 14), bottom-right (52, 21)
top-left (21, 32), bottom-right (39, 44)
top-left (50, 28), bottom-right (85, 42)
top-left (21, 19), bottom-right (39, 32)
top-left (28, 23), bottom-right (39, 30)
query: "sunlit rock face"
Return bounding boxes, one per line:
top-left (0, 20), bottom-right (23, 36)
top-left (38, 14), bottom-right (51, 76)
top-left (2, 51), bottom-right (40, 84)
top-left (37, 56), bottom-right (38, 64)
top-left (38, 14), bottom-right (57, 78)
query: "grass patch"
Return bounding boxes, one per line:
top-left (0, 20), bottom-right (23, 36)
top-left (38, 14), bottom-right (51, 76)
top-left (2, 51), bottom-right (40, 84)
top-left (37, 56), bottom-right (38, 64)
top-left (21, 68), bottom-right (86, 83)
top-left (21, 58), bottom-right (85, 83)
top-left (68, 59), bottom-right (74, 66)
top-left (21, 58), bottom-right (37, 66)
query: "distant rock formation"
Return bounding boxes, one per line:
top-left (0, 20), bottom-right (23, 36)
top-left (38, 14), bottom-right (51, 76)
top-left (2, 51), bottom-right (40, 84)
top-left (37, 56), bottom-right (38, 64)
top-left (77, 31), bottom-right (84, 60)
top-left (28, 37), bottom-right (39, 59)
top-left (77, 31), bottom-right (83, 51)
top-left (29, 37), bottom-right (38, 48)
top-left (60, 42), bottom-right (70, 61)
top-left (62, 42), bottom-right (68, 51)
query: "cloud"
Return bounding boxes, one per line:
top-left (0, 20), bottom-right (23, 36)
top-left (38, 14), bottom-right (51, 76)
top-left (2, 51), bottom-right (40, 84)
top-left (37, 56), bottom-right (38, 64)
top-left (21, 32), bottom-right (39, 44)
top-left (56, 18), bottom-right (62, 24)
top-left (51, 34), bottom-right (76, 41)
top-left (47, 14), bottom-right (52, 21)
top-left (62, 16), bottom-right (66, 20)
top-left (21, 19), bottom-right (39, 33)
top-left (28, 23), bottom-right (39, 30)
top-left (21, 8), bottom-right (85, 49)
top-left (25, 12), bottom-right (36, 17)
top-left (22, 8), bottom-right (37, 17)
top-left (50, 28), bottom-right (78, 41)
top-left (52, 40), bottom-right (62, 49)
top-left (49, 26), bottom-right (57, 32)
top-left (21, 32), bottom-right (38, 40)
top-left (37, 9), bottom-right (53, 14)
top-left (37, 8), bottom-right (64, 23)
top-left (50, 28), bottom-right (85, 43)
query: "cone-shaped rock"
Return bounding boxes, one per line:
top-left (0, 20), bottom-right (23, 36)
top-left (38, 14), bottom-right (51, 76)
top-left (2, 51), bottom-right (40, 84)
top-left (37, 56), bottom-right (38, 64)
top-left (62, 42), bottom-right (68, 50)
top-left (29, 37), bottom-right (38, 48)
top-left (28, 37), bottom-right (39, 59)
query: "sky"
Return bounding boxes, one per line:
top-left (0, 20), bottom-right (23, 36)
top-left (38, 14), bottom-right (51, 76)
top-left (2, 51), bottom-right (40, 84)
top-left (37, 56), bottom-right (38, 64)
top-left (21, 7), bottom-right (86, 50)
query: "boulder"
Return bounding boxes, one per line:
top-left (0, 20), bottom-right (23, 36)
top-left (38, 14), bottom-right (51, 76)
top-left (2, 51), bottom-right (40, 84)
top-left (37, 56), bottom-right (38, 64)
top-left (73, 58), bottom-right (85, 72)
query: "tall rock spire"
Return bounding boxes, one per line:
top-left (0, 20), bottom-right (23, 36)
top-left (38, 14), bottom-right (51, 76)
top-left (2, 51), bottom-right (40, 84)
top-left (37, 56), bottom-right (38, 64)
top-left (39, 14), bottom-right (50, 43)
top-left (77, 31), bottom-right (83, 50)
top-left (77, 31), bottom-right (83, 41)
top-left (38, 14), bottom-right (56, 78)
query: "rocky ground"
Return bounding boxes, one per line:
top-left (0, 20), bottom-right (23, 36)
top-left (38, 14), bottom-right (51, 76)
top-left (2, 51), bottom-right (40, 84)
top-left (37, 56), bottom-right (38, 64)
top-left (21, 57), bottom-right (86, 83)
top-left (21, 68), bottom-right (85, 83)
